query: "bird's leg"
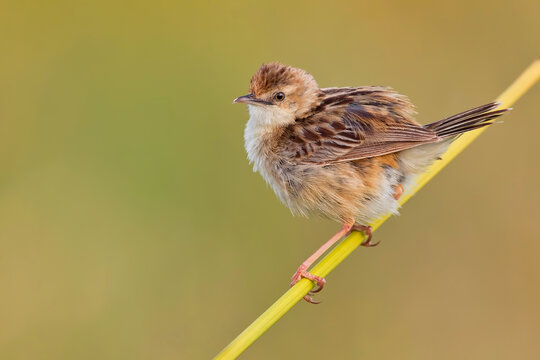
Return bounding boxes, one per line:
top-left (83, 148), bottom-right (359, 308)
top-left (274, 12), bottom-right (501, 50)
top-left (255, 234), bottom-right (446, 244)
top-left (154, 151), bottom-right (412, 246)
top-left (353, 184), bottom-right (401, 248)
top-left (290, 222), bottom-right (354, 304)
top-left (353, 184), bottom-right (401, 249)
top-left (393, 184), bottom-right (404, 200)
top-left (354, 224), bottom-right (379, 247)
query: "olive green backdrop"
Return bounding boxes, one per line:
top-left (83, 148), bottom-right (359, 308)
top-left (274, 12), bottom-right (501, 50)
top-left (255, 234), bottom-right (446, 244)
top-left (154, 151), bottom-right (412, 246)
top-left (1, 1), bottom-right (539, 359)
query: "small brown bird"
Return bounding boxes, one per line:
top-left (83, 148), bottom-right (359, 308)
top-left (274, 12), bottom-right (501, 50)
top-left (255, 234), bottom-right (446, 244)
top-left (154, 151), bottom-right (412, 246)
top-left (234, 63), bottom-right (508, 303)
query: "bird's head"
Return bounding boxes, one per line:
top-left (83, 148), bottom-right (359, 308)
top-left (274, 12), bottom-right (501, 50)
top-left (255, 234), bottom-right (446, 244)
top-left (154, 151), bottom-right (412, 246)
top-left (234, 63), bottom-right (321, 124)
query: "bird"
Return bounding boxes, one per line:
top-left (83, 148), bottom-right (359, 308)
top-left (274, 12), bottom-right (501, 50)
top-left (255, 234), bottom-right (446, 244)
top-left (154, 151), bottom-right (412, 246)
top-left (233, 62), bottom-right (509, 303)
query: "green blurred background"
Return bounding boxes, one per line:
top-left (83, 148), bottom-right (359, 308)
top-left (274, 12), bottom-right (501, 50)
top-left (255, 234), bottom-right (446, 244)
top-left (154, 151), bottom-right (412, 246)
top-left (1, 1), bottom-right (539, 359)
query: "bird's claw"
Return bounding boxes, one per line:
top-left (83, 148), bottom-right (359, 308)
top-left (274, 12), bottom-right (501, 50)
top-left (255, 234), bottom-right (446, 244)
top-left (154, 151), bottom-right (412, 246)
top-left (361, 238), bottom-right (380, 247)
top-left (290, 265), bottom-right (326, 304)
top-left (353, 225), bottom-right (379, 247)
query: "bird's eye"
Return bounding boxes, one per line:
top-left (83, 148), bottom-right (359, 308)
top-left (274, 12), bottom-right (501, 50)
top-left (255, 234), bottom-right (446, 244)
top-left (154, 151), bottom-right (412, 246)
top-left (274, 92), bottom-right (285, 101)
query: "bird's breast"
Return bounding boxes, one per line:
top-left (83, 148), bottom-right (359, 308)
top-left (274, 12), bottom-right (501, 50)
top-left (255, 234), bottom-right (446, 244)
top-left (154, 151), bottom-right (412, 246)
top-left (244, 111), bottom-right (293, 207)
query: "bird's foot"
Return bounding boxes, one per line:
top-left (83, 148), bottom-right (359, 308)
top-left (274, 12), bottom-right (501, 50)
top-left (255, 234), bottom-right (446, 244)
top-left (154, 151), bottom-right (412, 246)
top-left (353, 224), bottom-right (379, 247)
top-left (290, 264), bottom-right (326, 304)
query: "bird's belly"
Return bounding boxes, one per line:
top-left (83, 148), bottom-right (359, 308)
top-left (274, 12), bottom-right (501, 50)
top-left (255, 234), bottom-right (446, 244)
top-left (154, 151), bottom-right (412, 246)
top-left (279, 161), bottom-right (404, 225)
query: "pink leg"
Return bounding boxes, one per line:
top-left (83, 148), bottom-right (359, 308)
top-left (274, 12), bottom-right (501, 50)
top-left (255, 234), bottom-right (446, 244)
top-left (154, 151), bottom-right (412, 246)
top-left (291, 222), bottom-right (354, 304)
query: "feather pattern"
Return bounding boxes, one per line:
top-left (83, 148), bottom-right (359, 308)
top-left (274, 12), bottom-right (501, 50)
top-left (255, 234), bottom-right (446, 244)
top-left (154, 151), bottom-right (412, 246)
top-left (277, 90), bottom-right (508, 165)
top-left (277, 87), bottom-right (439, 164)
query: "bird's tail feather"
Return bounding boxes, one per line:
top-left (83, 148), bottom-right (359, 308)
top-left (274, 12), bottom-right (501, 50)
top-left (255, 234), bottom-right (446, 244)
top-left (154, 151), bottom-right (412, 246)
top-left (425, 102), bottom-right (510, 138)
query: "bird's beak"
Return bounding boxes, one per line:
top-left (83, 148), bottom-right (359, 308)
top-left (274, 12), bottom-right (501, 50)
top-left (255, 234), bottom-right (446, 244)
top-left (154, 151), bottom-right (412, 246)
top-left (233, 94), bottom-right (273, 106)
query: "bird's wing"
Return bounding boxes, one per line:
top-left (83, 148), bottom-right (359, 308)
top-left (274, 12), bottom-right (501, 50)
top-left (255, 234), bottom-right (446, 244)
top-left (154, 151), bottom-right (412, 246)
top-left (278, 87), bottom-right (440, 164)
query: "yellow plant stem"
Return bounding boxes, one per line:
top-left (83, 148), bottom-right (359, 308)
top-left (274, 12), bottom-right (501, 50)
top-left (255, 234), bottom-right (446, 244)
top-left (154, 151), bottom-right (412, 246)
top-left (214, 58), bottom-right (540, 360)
